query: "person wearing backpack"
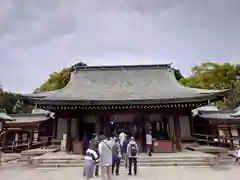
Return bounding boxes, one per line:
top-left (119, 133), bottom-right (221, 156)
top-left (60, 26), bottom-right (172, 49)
top-left (127, 137), bottom-right (139, 176)
top-left (112, 137), bottom-right (121, 175)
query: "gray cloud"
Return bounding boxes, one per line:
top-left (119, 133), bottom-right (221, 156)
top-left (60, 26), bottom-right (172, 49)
top-left (0, 0), bottom-right (240, 93)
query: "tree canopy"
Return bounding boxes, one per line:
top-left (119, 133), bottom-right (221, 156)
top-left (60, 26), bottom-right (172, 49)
top-left (0, 92), bottom-right (33, 114)
top-left (179, 62), bottom-right (240, 109)
top-left (37, 62), bottom-right (86, 92)
top-left (35, 61), bottom-right (239, 109)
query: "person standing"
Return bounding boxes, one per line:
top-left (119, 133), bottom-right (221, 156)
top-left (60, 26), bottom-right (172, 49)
top-left (235, 146), bottom-right (240, 164)
top-left (127, 137), bottom-right (138, 176)
top-left (98, 135), bottom-right (114, 180)
top-left (83, 148), bottom-right (99, 180)
top-left (122, 135), bottom-right (130, 169)
top-left (89, 133), bottom-right (100, 176)
top-left (119, 131), bottom-right (126, 148)
top-left (146, 131), bottom-right (152, 156)
top-left (112, 137), bottom-right (121, 175)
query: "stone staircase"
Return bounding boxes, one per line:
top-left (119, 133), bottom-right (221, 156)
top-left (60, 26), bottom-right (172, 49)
top-left (218, 152), bottom-right (236, 165)
top-left (30, 152), bottom-right (217, 168)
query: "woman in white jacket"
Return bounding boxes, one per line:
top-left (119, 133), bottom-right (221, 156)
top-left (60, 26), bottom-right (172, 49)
top-left (98, 135), bottom-right (114, 180)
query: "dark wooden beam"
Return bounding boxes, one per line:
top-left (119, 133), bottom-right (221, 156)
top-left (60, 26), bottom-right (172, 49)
top-left (237, 127), bottom-right (240, 146)
top-left (188, 112), bottom-right (194, 137)
top-left (52, 116), bottom-right (58, 139)
top-left (173, 115), bottom-right (182, 151)
top-left (1, 129), bottom-right (7, 151)
top-left (28, 130), bottom-right (33, 149)
top-left (228, 125), bottom-right (234, 149)
top-left (66, 118), bottom-right (72, 152)
top-left (39, 102), bottom-right (208, 113)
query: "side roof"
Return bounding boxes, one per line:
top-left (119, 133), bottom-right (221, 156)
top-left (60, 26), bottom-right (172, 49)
top-left (6, 114), bottom-right (50, 124)
top-left (192, 104), bottom-right (218, 116)
top-left (197, 110), bottom-right (240, 120)
top-left (0, 109), bottom-right (15, 121)
top-left (25, 64), bottom-right (228, 105)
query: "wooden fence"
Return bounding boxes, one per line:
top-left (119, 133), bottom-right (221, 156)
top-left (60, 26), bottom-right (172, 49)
top-left (194, 133), bottom-right (240, 148)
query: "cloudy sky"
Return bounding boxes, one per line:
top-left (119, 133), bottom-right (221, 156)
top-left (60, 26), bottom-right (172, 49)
top-left (0, 0), bottom-right (240, 93)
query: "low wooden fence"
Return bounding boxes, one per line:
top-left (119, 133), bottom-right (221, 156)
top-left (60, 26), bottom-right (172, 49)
top-left (0, 136), bottom-right (53, 153)
top-left (194, 133), bottom-right (240, 148)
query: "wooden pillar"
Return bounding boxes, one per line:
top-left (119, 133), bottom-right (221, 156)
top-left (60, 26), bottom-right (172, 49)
top-left (66, 118), bottom-right (72, 152)
top-left (237, 127), bottom-right (240, 146)
top-left (76, 119), bottom-right (80, 140)
top-left (28, 130), bottom-right (33, 149)
top-left (95, 118), bottom-right (101, 135)
top-left (173, 115), bottom-right (182, 151)
top-left (217, 127), bottom-right (221, 146)
top-left (228, 125), bottom-right (234, 148)
top-left (103, 114), bottom-right (110, 137)
top-left (52, 117), bottom-right (58, 139)
top-left (188, 113), bottom-right (194, 137)
top-left (1, 129), bottom-right (7, 151)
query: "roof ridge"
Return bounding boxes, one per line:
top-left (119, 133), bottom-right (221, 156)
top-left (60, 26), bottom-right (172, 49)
top-left (199, 110), bottom-right (235, 113)
top-left (73, 64), bottom-right (172, 71)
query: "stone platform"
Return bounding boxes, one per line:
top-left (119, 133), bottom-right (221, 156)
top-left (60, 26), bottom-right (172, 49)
top-left (1, 153), bottom-right (21, 164)
top-left (187, 145), bottom-right (229, 154)
top-left (30, 150), bottom-right (219, 168)
top-left (19, 148), bottom-right (59, 162)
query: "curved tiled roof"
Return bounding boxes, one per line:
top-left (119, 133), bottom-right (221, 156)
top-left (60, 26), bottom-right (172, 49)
top-left (26, 64), bottom-right (228, 105)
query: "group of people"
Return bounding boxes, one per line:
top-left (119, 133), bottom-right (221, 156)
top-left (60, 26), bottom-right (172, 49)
top-left (83, 132), bottom-right (139, 180)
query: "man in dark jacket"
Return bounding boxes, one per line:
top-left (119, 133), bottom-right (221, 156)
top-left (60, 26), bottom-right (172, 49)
top-left (127, 137), bottom-right (139, 176)
top-left (89, 133), bottom-right (100, 176)
top-left (112, 138), bottom-right (121, 175)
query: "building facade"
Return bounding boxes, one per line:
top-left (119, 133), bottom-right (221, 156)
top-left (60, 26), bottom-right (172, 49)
top-left (25, 64), bottom-right (228, 153)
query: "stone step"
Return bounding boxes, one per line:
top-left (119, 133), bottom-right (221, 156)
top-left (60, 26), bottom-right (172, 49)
top-left (39, 158), bottom-right (207, 165)
top-left (37, 161), bottom-right (209, 168)
top-left (32, 155), bottom-right (213, 161)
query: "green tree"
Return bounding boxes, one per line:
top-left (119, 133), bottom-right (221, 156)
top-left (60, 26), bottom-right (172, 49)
top-left (0, 92), bottom-right (33, 114)
top-left (0, 92), bottom-right (17, 113)
top-left (37, 62), bottom-right (86, 92)
top-left (180, 62), bottom-right (240, 109)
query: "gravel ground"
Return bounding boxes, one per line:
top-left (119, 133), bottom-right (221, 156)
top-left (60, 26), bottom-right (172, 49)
top-left (0, 161), bottom-right (239, 180)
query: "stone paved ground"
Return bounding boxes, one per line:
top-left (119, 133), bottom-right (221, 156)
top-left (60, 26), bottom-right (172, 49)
top-left (0, 162), bottom-right (240, 180)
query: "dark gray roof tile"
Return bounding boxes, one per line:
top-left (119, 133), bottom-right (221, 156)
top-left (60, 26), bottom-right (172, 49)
top-left (27, 64), bottom-right (228, 104)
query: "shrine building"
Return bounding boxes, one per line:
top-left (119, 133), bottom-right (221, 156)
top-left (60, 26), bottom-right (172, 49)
top-left (25, 64), bottom-right (228, 153)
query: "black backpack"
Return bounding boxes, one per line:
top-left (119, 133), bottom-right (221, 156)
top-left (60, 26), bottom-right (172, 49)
top-left (130, 144), bottom-right (137, 156)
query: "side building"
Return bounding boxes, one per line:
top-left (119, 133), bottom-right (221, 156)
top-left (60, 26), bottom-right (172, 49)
top-left (1, 110), bottom-right (53, 152)
top-left (194, 107), bottom-right (240, 148)
top-left (24, 64), bottom-right (228, 153)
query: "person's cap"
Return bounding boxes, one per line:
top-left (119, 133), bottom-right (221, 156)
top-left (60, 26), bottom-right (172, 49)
top-left (131, 136), bottom-right (135, 140)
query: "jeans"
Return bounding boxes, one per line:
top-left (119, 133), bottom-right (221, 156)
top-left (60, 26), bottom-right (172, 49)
top-left (112, 157), bottom-right (121, 175)
top-left (128, 157), bottom-right (137, 175)
top-left (122, 153), bottom-right (128, 169)
top-left (147, 144), bottom-right (152, 156)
